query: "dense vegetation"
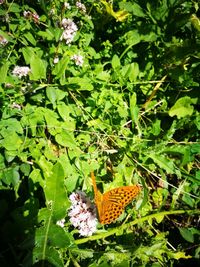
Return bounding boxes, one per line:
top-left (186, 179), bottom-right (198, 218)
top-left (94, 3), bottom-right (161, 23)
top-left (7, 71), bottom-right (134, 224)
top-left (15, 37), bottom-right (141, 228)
top-left (0, 0), bottom-right (199, 266)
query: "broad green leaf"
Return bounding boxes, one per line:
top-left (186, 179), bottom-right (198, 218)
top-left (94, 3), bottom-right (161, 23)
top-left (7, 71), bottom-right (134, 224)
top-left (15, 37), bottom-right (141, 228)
top-left (125, 30), bottom-right (141, 46)
top-left (169, 96), bottom-right (198, 119)
top-left (44, 162), bottom-right (68, 220)
top-left (120, 2), bottom-right (146, 18)
top-left (38, 156), bottom-right (53, 177)
top-left (128, 62), bottom-right (139, 82)
top-left (21, 47), bottom-right (36, 64)
top-left (52, 55), bottom-right (69, 78)
top-left (179, 228), bottom-right (194, 243)
top-left (55, 131), bottom-right (77, 149)
top-left (33, 245), bottom-right (64, 267)
top-left (46, 86), bottom-right (57, 106)
top-left (0, 62), bottom-right (9, 83)
top-left (190, 14), bottom-right (200, 32)
top-left (24, 32), bottom-right (36, 46)
top-left (46, 87), bottom-right (66, 107)
top-left (37, 28), bottom-right (59, 41)
top-left (0, 131), bottom-right (22, 151)
top-left (68, 77), bottom-right (94, 91)
top-left (29, 168), bottom-right (45, 187)
top-left (1, 167), bottom-right (20, 186)
top-left (9, 3), bottom-right (21, 12)
top-left (151, 119), bottom-right (161, 136)
top-left (111, 54), bottom-right (121, 69)
top-left (96, 71), bottom-right (110, 81)
top-left (48, 224), bottom-right (74, 248)
top-left (0, 118), bottom-right (23, 134)
top-left (30, 54), bottom-right (47, 80)
top-left (20, 163), bottom-right (31, 176)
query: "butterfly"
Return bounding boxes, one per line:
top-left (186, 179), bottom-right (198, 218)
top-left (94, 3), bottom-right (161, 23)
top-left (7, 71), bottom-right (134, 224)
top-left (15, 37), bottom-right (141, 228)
top-left (91, 172), bottom-right (141, 224)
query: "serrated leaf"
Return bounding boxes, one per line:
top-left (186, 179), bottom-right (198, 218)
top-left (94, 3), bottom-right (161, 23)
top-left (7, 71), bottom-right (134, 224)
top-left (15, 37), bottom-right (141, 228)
top-left (169, 251), bottom-right (192, 260)
top-left (149, 154), bottom-right (175, 174)
top-left (169, 96), bottom-right (197, 119)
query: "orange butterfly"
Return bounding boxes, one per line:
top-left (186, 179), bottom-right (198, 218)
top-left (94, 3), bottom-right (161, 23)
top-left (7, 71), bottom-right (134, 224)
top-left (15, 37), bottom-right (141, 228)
top-left (91, 172), bottom-right (141, 224)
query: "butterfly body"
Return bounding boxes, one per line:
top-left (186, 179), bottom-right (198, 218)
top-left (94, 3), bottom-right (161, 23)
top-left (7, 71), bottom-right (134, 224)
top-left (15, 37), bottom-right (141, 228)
top-left (91, 172), bottom-right (141, 224)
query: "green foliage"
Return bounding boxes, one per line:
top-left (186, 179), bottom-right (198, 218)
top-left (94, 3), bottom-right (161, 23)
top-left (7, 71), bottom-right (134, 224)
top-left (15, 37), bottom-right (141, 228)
top-left (0, 0), bottom-right (199, 266)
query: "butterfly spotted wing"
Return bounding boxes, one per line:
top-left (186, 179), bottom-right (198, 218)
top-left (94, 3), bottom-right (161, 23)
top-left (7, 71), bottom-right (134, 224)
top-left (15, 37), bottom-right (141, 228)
top-left (91, 172), bottom-right (141, 224)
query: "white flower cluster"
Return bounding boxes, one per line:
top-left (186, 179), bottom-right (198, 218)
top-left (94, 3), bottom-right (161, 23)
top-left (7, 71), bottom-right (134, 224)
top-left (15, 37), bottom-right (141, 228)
top-left (71, 54), bottom-right (84, 66)
top-left (60, 18), bottom-right (78, 45)
top-left (12, 66), bottom-right (30, 78)
top-left (68, 191), bottom-right (97, 236)
top-left (76, 1), bottom-right (86, 13)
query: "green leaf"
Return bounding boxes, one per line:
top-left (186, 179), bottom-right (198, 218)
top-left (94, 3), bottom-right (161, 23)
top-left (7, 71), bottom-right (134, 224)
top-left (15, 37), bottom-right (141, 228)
top-left (0, 62), bottom-right (9, 83)
top-left (33, 245), bottom-right (64, 267)
top-left (49, 225), bottom-right (75, 248)
top-left (1, 167), bottom-right (20, 186)
top-left (169, 96), bottom-right (198, 119)
top-left (68, 77), bottom-right (94, 91)
top-left (125, 30), bottom-right (141, 46)
top-left (55, 130), bottom-right (77, 149)
top-left (151, 119), bottom-right (161, 136)
top-left (111, 54), bottom-right (121, 69)
top-left (148, 154), bottom-right (175, 174)
top-left (128, 62), bottom-right (139, 82)
top-left (0, 131), bottom-right (22, 151)
top-left (120, 2), bottom-right (146, 18)
top-left (44, 162), bottom-right (68, 220)
top-left (24, 32), bottom-right (36, 46)
top-left (52, 55), bottom-right (69, 78)
top-left (30, 54), bottom-right (46, 80)
top-left (179, 228), bottom-right (194, 243)
top-left (168, 251), bottom-right (192, 260)
top-left (46, 87), bottom-right (66, 107)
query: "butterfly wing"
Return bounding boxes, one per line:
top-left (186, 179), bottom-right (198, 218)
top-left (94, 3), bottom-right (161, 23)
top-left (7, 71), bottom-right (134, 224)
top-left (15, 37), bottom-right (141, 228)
top-left (100, 185), bottom-right (141, 225)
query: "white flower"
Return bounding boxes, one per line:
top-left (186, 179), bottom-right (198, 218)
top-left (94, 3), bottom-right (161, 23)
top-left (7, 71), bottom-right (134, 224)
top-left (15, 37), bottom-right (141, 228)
top-left (64, 2), bottom-right (71, 9)
top-left (53, 57), bottom-right (59, 64)
top-left (11, 102), bottom-right (21, 110)
top-left (60, 19), bottom-right (78, 45)
top-left (0, 35), bottom-right (8, 45)
top-left (76, 1), bottom-right (86, 13)
top-left (23, 10), bottom-right (39, 23)
top-left (71, 54), bottom-right (84, 66)
top-left (68, 191), bottom-right (97, 236)
top-left (12, 66), bottom-right (30, 78)
top-left (56, 219), bottom-right (65, 228)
